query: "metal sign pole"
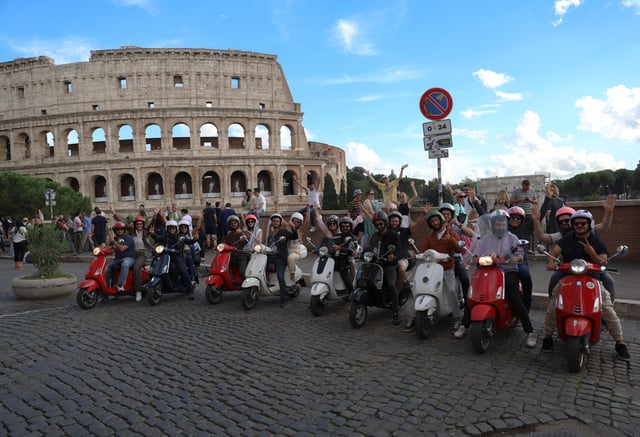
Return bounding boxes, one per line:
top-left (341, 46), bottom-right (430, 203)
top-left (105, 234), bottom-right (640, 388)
top-left (437, 157), bottom-right (443, 205)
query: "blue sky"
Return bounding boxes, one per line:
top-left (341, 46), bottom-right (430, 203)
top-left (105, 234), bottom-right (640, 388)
top-left (1, 0), bottom-right (639, 184)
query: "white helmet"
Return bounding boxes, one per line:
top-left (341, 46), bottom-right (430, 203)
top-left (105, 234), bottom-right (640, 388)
top-left (178, 219), bottom-right (190, 227)
top-left (290, 212), bottom-right (304, 223)
top-left (166, 220), bottom-right (178, 228)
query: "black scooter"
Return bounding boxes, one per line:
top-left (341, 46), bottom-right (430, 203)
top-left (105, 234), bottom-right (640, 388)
top-left (349, 243), bottom-right (411, 328)
top-left (145, 243), bottom-right (194, 305)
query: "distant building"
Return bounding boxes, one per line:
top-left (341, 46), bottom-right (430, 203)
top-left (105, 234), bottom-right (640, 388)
top-left (477, 174), bottom-right (549, 209)
top-left (0, 47), bottom-right (346, 213)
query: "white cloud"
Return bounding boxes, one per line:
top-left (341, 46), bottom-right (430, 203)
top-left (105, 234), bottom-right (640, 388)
top-left (472, 69), bottom-right (513, 89)
top-left (495, 90), bottom-right (524, 101)
top-left (622, 0), bottom-right (640, 14)
top-left (552, 0), bottom-right (582, 26)
top-left (460, 108), bottom-right (497, 119)
top-left (307, 66), bottom-right (424, 86)
top-left (575, 84), bottom-right (640, 142)
top-left (333, 19), bottom-right (376, 56)
top-left (345, 141), bottom-right (384, 172)
top-left (356, 95), bottom-right (382, 102)
top-left (8, 37), bottom-right (92, 64)
top-left (113, 0), bottom-right (157, 13)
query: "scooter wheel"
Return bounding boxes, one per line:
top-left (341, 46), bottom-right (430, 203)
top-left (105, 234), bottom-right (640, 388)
top-left (76, 287), bottom-right (98, 310)
top-left (471, 320), bottom-right (491, 354)
top-left (349, 302), bottom-right (367, 328)
top-left (414, 310), bottom-right (434, 340)
top-left (240, 287), bottom-right (258, 311)
top-left (205, 285), bottom-right (223, 305)
top-left (309, 295), bottom-right (325, 317)
top-left (567, 336), bottom-right (585, 373)
top-left (288, 284), bottom-right (301, 298)
top-left (147, 284), bottom-right (162, 306)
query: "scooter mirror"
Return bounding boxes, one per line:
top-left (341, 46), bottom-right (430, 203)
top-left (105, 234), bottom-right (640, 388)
top-left (616, 245), bottom-right (629, 256)
top-left (458, 240), bottom-right (466, 247)
top-left (408, 238), bottom-right (415, 245)
top-left (518, 239), bottom-right (529, 246)
top-left (536, 244), bottom-right (547, 254)
top-left (388, 244), bottom-right (396, 253)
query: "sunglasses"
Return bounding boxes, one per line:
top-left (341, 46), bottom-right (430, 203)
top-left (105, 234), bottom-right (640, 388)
top-left (328, 222), bottom-right (338, 226)
top-left (573, 221), bottom-right (589, 227)
top-left (558, 219), bottom-right (570, 225)
top-left (375, 222), bottom-right (386, 228)
top-left (510, 216), bottom-right (523, 221)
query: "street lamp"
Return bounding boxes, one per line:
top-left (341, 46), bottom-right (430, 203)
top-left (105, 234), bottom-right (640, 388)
top-left (44, 188), bottom-right (56, 220)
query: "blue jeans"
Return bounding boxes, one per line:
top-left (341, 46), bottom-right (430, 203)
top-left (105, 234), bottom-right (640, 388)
top-left (297, 206), bottom-right (316, 227)
top-left (517, 262), bottom-right (533, 310)
top-left (106, 256), bottom-right (135, 287)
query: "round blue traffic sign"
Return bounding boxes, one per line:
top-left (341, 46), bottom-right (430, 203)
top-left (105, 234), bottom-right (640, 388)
top-left (419, 87), bottom-right (453, 120)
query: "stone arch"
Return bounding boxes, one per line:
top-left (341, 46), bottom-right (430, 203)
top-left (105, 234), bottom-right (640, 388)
top-left (282, 170), bottom-right (295, 196)
top-left (200, 123), bottom-right (219, 148)
top-left (65, 177), bottom-right (80, 192)
top-left (228, 123), bottom-right (245, 149)
top-left (66, 129), bottom-right (79, 157)
top-left (145, 124), bottom-right (162, 151)
top-left (306, 170), bottom-right (320, 186)
top-left (280, 125), bottom-right (292, 150)
top-left (92, 127), bottom-right (106, 154)
top-left (257, 170), bottom-right (273, 196)
top-left (120, 173), bottom-right (136, 200)
top-left (94, 175), bottom-right (108, 202)
top-left (175, 171), bottom-right (192, 199)
top-left (172, 122), bottom-right (191, 150)
top-left (118, 125), bottom-right (134, 153)
top-left (0, 135), bottom-right (10, 161)
top-left (255, 123), bottom-right (270, 150)
top-left (39, 130), bottom-right (55, 157)
top-left (17, 132), bottom-right (30, 159)
top-left (147, 172), bottom-right (164, 199)
top-left (230, 171), bottom-right (247, 197)
top-left (202, 171), bottom-right (221, 198)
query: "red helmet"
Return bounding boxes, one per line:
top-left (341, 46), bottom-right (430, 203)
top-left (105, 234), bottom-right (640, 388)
top-left (134, 215), bottom-right (145, 223)
top-left (245, 214), bottom-right (257, 222)
top-left (555, 206), bottom-right (576, 222)
top-left (112, 221), bottom-right (126, 231)
top-left (507, 206), bottom-right (525, 217)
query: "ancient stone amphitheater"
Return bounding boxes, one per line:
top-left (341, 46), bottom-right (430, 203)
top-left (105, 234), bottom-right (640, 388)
top-left (0, 47), bottom-right (346, 214)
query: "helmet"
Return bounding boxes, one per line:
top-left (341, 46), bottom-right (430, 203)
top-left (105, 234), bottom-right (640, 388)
top-left (489, 209), bottom-right (510, 236)
top-left (555, 206), bottom-right (576, 221)
top-left (178, 219), bottom-right (190, 228)
top-left (290, 212), bottom-right (304, 223)
top-left (270, 213), bottom-right (283, 222)
top-left (388, 211), bottom-right (402, 222)
top-left (226, 214), bottom-right (240, 225)
top-left (373, 211), bottom-right (388, 225)
top-left (339, 216), bottom-right (353, 228)
top-left (425, 211), bottom-right (445, 229)
top-left (507, 206), bottom-right (525, 217)
top-left (571, 210), bottom-right (593, 229)
top-left (113, 221), bottom-right (126, 231)
top-left (134, 215), bottom-right (145, 223)
top-left (245, 214), bottom-right (257, 222)
top-left (438, 203), bottom-right (456, 214)
top-left (166, 220), bottom-right (178, 229)
top-left (327, 214), bottom-right (339, 225)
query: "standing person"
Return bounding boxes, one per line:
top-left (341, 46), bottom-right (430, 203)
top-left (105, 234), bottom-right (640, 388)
top-left (364, 164), bottom-right (407, 213)
top-left (91, 207), bottom-right (108, 247)
top-left (250, 188), bottom-right (266, 218)
top-left (9, 218), bottom-right (28, 269)
top-left (541, 210), bottom-right (630, 360)
top-left (72, 211), bottom-right (83, 254)
top-left (265, 213), bottom-right (298, 308)
top-left (166, 204), bottom-right (179, 222)
top-left (105, 222), bottom-right (136, 293)
top-left (80, 212), bottom-right (93, 252)
top-left (241, 189), bottom-right (254, 219)
top-left (293, 174), bottom-right (321, 232)
top-left (349, 189), bottom-right (364, 239)
top-left (510, 179), bottom-right (538, 251)
top-left (470, 210), bottom-right (537, 348)
top-left (138, 204), bottom-right (147, 218)
top-left (148, 208), bottom-right (166, 240)
top-left (180, 208), bottom-right (193, 232)
top-left (492, 189), bottom-right (511, 212)
top-left (447, 183), bottom-right (487, 216)
top-left (201, 201), bottom-right (217, 251)
top-left (364, 211), bottom-right (400, 325)
top-left (539, 182), bottom-right (564, 234)
top-left (360, 189), bottom-right (382, 247)
top-left (218, 203), bottom-right (237, 239)
top-left (396, 180), bottom-right (418, 229)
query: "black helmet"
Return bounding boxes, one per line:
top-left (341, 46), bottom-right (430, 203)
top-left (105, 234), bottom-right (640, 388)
top-left (373, 211), bottom-right (388, 225)
top-left (388, 211), bottom-right (402, 222)
top-left (339, 216), bottom-right (353, 229)
top-left (425, 211), bottom-right (445, 229)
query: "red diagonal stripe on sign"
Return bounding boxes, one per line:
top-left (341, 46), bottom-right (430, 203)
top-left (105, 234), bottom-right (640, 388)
top-left (426, 93), bottom-right (447, 114)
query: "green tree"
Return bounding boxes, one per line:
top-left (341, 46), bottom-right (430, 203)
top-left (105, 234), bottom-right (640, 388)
top-left (322, 174), bottom-right (339, 209)
top-left (26, 224), bottom-right (69, 278)
top-left (338, 178), bottom-right (347, 209)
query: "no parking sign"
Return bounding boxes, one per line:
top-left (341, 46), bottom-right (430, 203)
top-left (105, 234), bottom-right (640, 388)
top-left (419, 87), bottom-right (453, 120)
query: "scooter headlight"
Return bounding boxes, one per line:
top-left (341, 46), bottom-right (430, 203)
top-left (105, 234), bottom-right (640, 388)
top-left (478, 255), bottom-right (495, 267)
top-left (363, 252), bottom-right (374, 262)
top-left (216, 243), bottom-right (225, 252)
top-left (570, 259), bottom-right (588, 275)
top-left (155, 245), bottom-right (166, 254)
top-left (319, 246), bottom-right (329, 257)
top-left (254, 244), bottom-right (268, 254)
top-left (93, 247), bottom-right (101, 256)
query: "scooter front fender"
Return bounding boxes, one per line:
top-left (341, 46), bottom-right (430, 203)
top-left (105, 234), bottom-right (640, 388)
top-left (148, 276), bottom-right (163, 288)
top-left (310, 283), bottom-right (330, 299)
top-left (78, 279), bottom-right (101, 292)
top-left (471, 304), bottom-right (497, 322)
top-left (563, 317), bottom-right (592, 337)
top-left (241, 277), bottom-right (261, 290)
top-left (206, 275), bottom-right (224, 288)
top-left (414, 294), bottom-right (437, 312)
top-left (351, 288), bottom-right (368, 305)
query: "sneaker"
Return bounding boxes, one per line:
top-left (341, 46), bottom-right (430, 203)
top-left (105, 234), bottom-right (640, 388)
top-left (454, 325), bottom-right (466, 338)
top-left (542, 337), bottom-right (553, 352)
top-left (452, 321), bottom-right (461, 332)
top-left (526, 332), bottom-right (537, 348)
top-left (615, 343), bottom-right (630, 361)
top-left (403, 318), bottom-right (415, 332)
top-left (135, 290), bottom-right (142, 302)
top-left (117, 285), bottom-right (125, 293)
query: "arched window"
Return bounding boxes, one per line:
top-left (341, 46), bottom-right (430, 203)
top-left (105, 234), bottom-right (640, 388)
top-left (280, 125), bottom-right (292, 150)
top-left (119, 125), bottom-right (134, 153)
top-left (92, 128), bottom-right (106, 154)
top-left (67, 129), bottom-right (79, 157)
top-left (257, 170), bottom-right (272, 196)
top-left (202, 171), bottom-right (221, 198)
top-left (175, 172), bottom-right (193, 199)
top-left (228, 123), bottom-right (245, 149)
top-left (230, 171), bottom-right (247, 197)
top-left (120, 174), bottom-right (135, 200)
top-left (147, 173), bottom-right (164, 199)
top-left (65, 177), bottom-right (80, 192)
top-left (145, 124), bottom-right (161, 151)
top-left (172, 123), bottom-right (191, 150)
top-left (94, 176), bottom-right (108, 202)
top-left (0, 135), bottom-right (10, 161)
top-left (200, 123), bottom-right (219, 148)
top-left (282, 170), bottom-right (295, 196)
top-left (255, 124), bottom-right (269, 150)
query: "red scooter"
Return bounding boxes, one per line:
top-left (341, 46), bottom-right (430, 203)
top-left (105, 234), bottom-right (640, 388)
top-left (204, 241), bottom-right (247, 304)
top-left (538, 244), bottom-right (628, 373)
top-left (76, 246), bottom-right (150, 309)
top-left (467, 242), bottom-right (524, 354)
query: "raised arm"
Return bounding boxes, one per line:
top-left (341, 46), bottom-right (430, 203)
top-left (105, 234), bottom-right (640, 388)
top-left (595, 194), bottom-right (615, 233)
top-left (407, 180), bottom-right (418, 208)
top-left (531, 205), bottom-right (553, 245)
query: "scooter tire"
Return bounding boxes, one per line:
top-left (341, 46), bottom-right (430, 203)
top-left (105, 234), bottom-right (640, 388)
top-left (414, 310), bottom-right (434, 340)
top-left (147, 283), bottom-right (162, 306)
top-left (76, 287), bottom-right (98, 310)
top-left (205, 285), bottom-right (223, 305)
top-left (471, 320), bottom-right (491, 354)
top-left (309, 295), bottom-right (325, 317)
top-left (567, 336), bottom-right (585, 373)
top-left (240, 287), bottom-right (258, 311)
top-left (288, 284), bottom-right (301, 298)
top-left (349, 302), bottom-right (367, 328)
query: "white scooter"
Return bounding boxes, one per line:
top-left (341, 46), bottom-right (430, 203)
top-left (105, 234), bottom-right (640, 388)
top-left (411, 248), bottom-right (461, 339)
top-left (307, 236), bottom-right (359, 317)
top-left (240, 237), bottom-right (303, 310)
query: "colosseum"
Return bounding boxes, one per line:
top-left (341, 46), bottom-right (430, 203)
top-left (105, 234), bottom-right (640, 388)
top-left (0, 46), bottom-right (347, 215)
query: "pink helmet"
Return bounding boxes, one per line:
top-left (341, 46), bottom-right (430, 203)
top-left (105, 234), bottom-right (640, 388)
top-left (507, 206), bottom-right (525, 217)
top-left (555, 206), bottom-right (576, 222)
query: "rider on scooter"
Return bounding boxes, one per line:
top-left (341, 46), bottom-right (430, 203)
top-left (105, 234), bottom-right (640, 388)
top-left (266, 213), bottom-right (298, 308)
top-left (224, 214), bottom-right (252, 279)
top-left (507, 206), bottom-right (534, 311)
top-left (105, 221), bottom-right (136, 295)
top-left (388, 211), bottom-right (412, 299)
top-left (541, 210), bottom-right (630, 360)
top-left (154, 220), bottom-right (195, 298)
top-left (471, 210), bottom-right (537, 348)
top-left (364, 211), bottom-right (400, 325)
top-left (331, 216), bottom-right (358, 293)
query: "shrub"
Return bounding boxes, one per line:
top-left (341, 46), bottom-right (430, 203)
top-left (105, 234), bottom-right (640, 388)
top-left (26, 224), bottom-right (69, 278)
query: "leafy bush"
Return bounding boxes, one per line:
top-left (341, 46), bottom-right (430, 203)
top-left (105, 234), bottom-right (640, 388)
top-left (26, 224), bottom-right (69, 278)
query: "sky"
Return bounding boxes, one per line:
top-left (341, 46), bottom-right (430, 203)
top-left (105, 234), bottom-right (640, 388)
top-left (1, 0), bottom-right (639, 185)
